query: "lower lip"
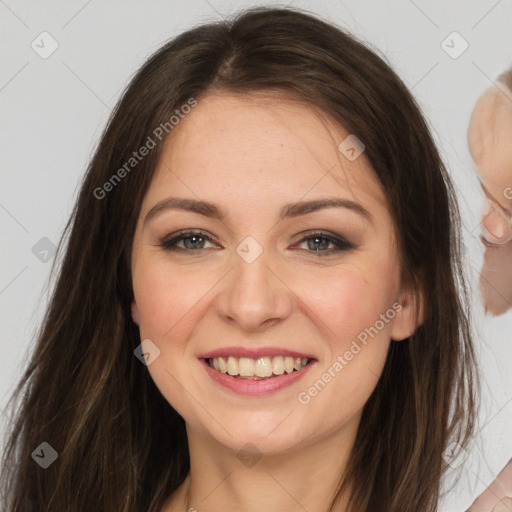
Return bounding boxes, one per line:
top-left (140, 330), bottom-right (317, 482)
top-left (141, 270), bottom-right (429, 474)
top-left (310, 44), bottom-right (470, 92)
top-left (199, 358), bottom-right (315, 396)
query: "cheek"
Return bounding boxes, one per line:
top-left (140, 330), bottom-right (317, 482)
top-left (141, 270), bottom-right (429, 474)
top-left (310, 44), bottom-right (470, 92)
top-left (294, 271), bottom-right (395, 428)
top-left (293, 289), bottom-right (393, 446)
top-left (292, 260), bottom-right (398, 408)
top-left (133, 255), bottom-right (200, 318)
top-left (131, 259), bottom-right (209, 412)
top-left (132, 257), bottom-right (211, 340)
top-left (299, 262), bottom-right (398, 348)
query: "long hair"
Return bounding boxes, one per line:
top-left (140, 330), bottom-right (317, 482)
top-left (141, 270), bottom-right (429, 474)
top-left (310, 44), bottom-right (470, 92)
top-left (1, 6), bottom-right (478, 511)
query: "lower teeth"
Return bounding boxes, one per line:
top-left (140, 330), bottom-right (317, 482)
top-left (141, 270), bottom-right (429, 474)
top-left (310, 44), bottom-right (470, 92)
top-left (233, 374), bottom-right (284, 380)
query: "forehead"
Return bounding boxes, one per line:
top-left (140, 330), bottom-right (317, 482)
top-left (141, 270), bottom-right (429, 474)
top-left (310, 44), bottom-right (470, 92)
top-left (144, 92), bottom-right (389, 215)
top-left (469, 89), bottom-right (512, 161)
top-left (469, 88), bottom-right (512, 205)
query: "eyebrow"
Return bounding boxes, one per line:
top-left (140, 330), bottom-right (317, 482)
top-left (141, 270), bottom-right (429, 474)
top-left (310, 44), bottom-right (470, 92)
top-left (143, 196), bottom-right (374, 226)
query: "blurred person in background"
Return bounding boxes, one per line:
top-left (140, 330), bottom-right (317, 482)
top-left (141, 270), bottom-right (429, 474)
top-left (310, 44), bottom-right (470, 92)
top-left (466, 67), bottom-right (512, 511)
top-left (468, 68), bottom-right (512, 316)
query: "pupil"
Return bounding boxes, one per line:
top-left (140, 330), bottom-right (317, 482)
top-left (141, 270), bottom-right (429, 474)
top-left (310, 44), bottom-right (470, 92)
top-left (308, 236), bottom-right (328, 251)
top-left (185, 235), bottom-right (203, 249)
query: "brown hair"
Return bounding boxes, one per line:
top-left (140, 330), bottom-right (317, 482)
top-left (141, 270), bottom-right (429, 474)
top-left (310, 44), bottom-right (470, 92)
top-left (0, 6), bottom-right (478, 512)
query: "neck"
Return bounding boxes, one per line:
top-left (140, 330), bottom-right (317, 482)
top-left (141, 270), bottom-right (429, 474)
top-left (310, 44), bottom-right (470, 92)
top-left (173, 422), bottom-right (357, 512)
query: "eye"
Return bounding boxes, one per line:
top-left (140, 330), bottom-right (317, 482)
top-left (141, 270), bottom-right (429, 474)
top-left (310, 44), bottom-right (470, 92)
top-left (292, 231), bottom-right (355, 255)
top-left (159, 230), bottom-right (218, 251)
top-left (158, 229), bottom-right (355, 255)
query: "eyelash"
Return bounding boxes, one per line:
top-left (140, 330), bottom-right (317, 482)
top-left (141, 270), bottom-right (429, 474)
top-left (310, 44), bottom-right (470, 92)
top-left (159, 229), bottom-right (355, 256)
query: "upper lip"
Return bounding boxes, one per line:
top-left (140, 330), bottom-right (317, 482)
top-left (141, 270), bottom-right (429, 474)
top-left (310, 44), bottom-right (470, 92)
top-left (198, 346), bottom-right (316, 360)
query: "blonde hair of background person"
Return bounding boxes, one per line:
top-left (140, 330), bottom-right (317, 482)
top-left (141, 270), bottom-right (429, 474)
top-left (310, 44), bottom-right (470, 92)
top-left (0, 6), bottom-right (478, 512)
top-left (468, 68), bottom-right (512, 316)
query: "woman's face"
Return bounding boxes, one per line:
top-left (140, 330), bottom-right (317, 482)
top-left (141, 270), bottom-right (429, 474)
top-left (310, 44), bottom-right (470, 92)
top-left (130, 92), bottom-right (419, 455)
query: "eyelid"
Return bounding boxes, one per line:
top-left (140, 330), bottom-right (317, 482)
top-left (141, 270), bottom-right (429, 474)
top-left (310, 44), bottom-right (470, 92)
top-left (290, 230), bottom-right (355, 249)
top-left (159, 229), bottom-right (220, 250)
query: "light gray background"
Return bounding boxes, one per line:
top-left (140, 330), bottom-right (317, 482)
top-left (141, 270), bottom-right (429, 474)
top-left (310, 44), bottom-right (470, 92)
top-left (1, 1), bottom-right (511, 510)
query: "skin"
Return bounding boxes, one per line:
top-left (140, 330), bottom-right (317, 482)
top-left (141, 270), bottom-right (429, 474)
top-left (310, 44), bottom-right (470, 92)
top-left (130, 92), bottom-right (423, 512)
top-left (467, 83), bottom-right (512, 510)
top-left (467, 84), bottom-right (512, 316)
top-left (467, 459), bottom-right (512, 512)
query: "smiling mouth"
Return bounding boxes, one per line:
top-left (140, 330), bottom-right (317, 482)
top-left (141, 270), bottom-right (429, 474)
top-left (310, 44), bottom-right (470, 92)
top-left (205, 356), bottom-right (313, 380)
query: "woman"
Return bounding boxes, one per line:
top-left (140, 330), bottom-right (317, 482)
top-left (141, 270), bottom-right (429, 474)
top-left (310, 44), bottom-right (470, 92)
top-left (0, 6), bottom-right (478, 512)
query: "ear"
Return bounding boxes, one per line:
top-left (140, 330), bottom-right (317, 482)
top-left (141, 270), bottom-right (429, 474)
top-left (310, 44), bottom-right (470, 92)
top-left (390, 284), bottom-right (425, 342)
top-left (131, 300), bottom-right (140, 325)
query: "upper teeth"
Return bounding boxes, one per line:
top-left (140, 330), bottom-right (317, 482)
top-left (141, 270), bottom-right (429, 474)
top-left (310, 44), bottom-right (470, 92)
top-left (209, 356), bottom-right (309, 378)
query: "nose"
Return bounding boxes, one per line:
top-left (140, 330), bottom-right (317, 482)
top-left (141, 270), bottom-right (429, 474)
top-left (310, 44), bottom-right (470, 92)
top-left (214, 242), bottom-right (293, 332)
top-left (481, 198), bottom-right (512, 244)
